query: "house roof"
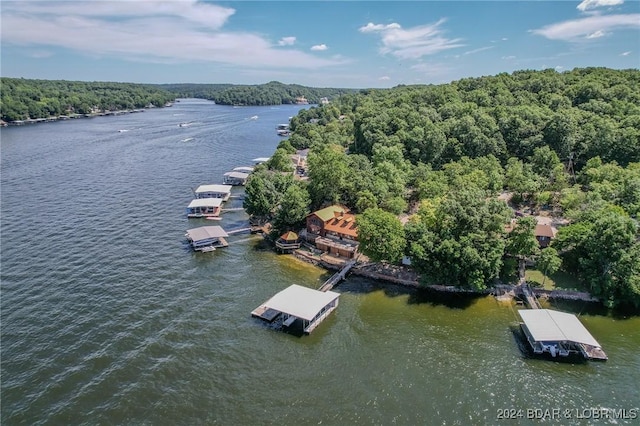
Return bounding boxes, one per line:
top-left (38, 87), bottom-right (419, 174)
top-left (186, 226), bottom-right (228, 242)
top-left (188, 198), bottom-right (223, 208)
top-left (324, 214), bottom-right (358, 238)
top-left (263, 284), bottom-right (340, 321)
top-left (535, 224), bottom-right (556, 238)
top-left (195, 184), bottom-right (232, 194)
top-left (310, 205), bottom-right (348, 222)
top-left (279, 231), bottom-right (299, 241)
top-left (519, 309), bottom-right (601, 347)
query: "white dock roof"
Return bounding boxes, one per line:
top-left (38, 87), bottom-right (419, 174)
top-left (519, 309), bottom-right (601, 347)
top-left (264, 284), bottom-right (340, 321)
top-left (233, 166), bottom-right (255, 173)
top-left (186, 226), bottom-right (228, 241)
top-left (188, 198), bottom-right (223, 208)
top-left (223, 171), bottom-right (249, 179)
top-left (195, 184), bottom-right (232, 194)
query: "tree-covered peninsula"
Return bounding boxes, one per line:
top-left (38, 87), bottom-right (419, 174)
top-left (245, 67), bottom-right (640, 309)
top-left (1, 78), bottom-right (176, 122)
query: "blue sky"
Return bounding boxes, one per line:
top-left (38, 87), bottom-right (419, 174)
top-left (1, 1), bottom-right (638, 88)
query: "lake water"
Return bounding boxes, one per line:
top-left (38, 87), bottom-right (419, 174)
top-left (2, 100), bottom-right (638, 425)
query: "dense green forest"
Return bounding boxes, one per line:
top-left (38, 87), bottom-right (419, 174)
top-left (0, 78), bottom-right (357, 121)
top-left (160, 81), bottom-right (358, 106)
top-left (0, 78), bottom-right (176, 122)
top-left (244, 67), bottom-right (640, 308)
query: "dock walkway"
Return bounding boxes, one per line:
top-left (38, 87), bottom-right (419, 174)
top-left (318, 260), bottom-right (356, 292)
top-left (521, 284), bottom-right (541, 309)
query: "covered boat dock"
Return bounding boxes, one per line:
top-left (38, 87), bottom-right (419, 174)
top-left (185, 226), bottom-right (229, 252)
top-left (252, 284), bottom-right (340, 334)
top-left (194, 184), bottom-right (232, 201)
top-left (223, 171), bottom-right (249, 186)
top-left (186, 198), bottom-right (223, 218)
top-left (519, 309), bottom-right (607, 360)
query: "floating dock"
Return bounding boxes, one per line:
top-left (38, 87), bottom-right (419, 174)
top-left (518, 309), bottom-right (607, 361)
top-left (252, 284), bottom-right (340, 334)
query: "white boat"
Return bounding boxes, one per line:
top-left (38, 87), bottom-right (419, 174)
top-left (250, 115), bottom-right (258, 120)
top-left (179, 122), bottom-right (192, 127)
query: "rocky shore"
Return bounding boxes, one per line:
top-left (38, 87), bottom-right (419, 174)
top-left (291, 248), bottom-right (600, 303)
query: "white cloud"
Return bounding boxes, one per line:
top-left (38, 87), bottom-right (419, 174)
top-left (502, 55), bottom-right (517, 60)
top-left (379, 75), bottom-right (390, 80)
top-left (359, 23), bottom-right (402, 33)
top-left (463, 46), bottom-right (494, 55)
top-left (532, 14), bottom-right (640, 41)
top-left (359, 19), bottom-right (464, 59)
top-left (502, 37), bottom-right (508, 41)
top-left (621, 50), bottom-right (632, 55)
top-left (577, 0), bottom-right (624, 12)
top-left (311, 44), bottom-right (328, 51)
top-left (555, 65), bottom-right (564, 71)
top-left (278, 36), bottom-right (296, 46)
top-left (1, 1), bottom-right (343, 69)
top-left (586, 30), bottom-right (607, 38)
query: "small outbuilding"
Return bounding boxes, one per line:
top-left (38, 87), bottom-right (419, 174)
top-left (275, 231), bottom-right (301, 253)
top-left (252, 284), bottom-right (340, 334)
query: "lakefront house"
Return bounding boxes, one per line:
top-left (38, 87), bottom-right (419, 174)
top-left (305, 205), bottom-right (358, 258)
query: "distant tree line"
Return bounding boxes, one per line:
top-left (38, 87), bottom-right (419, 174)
top-left (0, 78), bottom-right (359, 121)
top-left (244, 67), bottom-right (640, 309)
top-left (160, 81), bottom-right (358, 106)
top-left (1, 78), bottom-right (176, 122)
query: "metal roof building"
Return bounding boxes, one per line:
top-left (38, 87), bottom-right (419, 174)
top-left (518, 309), bottom-right (607, 360)
top-left (252, 284), bottom-right (340, 334)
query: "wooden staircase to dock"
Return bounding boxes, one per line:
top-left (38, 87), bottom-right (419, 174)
top-left (318, 260), bottom-right (356, 292)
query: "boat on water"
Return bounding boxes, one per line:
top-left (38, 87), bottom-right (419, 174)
top-left (250, 115), bottom-right (258, 120)
top-left (179, 122), bottom-right (193, 128)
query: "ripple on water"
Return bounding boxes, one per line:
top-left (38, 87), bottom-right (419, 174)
top-left (3, 102), bottom-right (640, 425)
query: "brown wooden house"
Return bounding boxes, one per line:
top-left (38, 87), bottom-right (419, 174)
top-left (306, 205), bottom-right (358, 258)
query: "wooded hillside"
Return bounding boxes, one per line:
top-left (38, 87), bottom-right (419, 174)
top-left (1, 78), bottom-right (175, 121)
top-left (246, 67), bottom-right (640, 308)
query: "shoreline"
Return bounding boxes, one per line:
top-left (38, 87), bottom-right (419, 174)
top-left (1, 104), bottom-right (173, 127)
top-left (291, 248), bottom-right (600, 304)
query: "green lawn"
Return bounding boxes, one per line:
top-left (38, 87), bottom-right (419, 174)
top-left (525, 269), bottom-right (585, 291)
